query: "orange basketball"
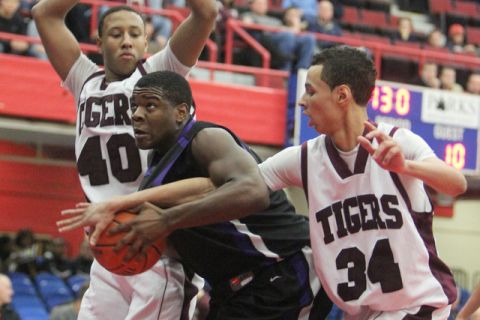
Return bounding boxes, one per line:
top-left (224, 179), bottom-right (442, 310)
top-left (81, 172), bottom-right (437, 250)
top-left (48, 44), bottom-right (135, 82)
top-left (90, 211), bottom-right (165, 276)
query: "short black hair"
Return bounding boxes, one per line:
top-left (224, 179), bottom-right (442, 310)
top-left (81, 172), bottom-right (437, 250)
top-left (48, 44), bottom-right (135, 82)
top-left (135, 71), bottom-right (193, 109)
top-left (98, 5), bottom-right (144, 37)
top-left (311, 46), bottom-right (376, 106)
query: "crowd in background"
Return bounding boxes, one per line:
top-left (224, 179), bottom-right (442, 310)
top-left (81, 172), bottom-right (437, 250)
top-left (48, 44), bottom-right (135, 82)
top-left (1, 0), bottom-right (479, 94)
top-left (0, 229), bottom-right (92, 279)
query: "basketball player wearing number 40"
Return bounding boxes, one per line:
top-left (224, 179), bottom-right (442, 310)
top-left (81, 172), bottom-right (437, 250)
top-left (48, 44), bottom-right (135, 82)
top-left (258, 46), bottom-right (467, 320)
top-left (32, 0), bottom-right (217, 318)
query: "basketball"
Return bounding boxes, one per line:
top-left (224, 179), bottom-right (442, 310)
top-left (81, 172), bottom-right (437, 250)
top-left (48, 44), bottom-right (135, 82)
top-left (90, 211), bottom-right (165, 276)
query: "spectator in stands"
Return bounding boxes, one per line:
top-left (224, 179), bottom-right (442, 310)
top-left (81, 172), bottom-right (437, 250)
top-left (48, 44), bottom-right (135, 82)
top-left (241, 0), bottom-right (315, 72)
top-left (282, 0), bottom-right (343, 21)
top-left (49, 282), bottom-right (89, 320)
top-left (0, 236), bottom-right (13, 273)
top-left (0, 0), bottom-right (29, 56)
top-left (439, 66), bottom-right (464, 92)
top-left (425, 28), bottom-right (446, 50)
top-left (43, 237), bottom-right (73, 279)
top-left (135, 0), bottom-right (173, 54)
top-left (466, 72), bottom-right (480, 95)
top-left (71, 239), bottom-right (93, 275)
top-left (26, 20), bottom-right (48, 60)
top-left (305, 0), bottom-right (342, 50)
top-left (281, 0), bottom-right (316, 21)
top-left (391, 17), bottom-right (421, 43)
top-left (446, 23), bottom-right (474, 54)
top-left (0, 274), bottom-right (20, 320)
top-left (9, 229), bottom-right (41, 276)
top-left (457, 283), bottom-right (480, 320)
top-left (145, 16), bottom-right (171, 54)
top-left (283, 6), bottom-right (307, 33)
top-left (411, 61), bottom-right (440, 89)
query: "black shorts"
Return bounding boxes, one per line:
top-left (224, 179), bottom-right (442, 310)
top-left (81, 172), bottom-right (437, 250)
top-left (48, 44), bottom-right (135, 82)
top-left (207, 247), bottom-right (332, 320)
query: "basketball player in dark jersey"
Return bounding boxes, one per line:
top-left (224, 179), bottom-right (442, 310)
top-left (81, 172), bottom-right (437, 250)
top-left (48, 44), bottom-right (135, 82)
top-left (58, 70), bottom-right (332, 319)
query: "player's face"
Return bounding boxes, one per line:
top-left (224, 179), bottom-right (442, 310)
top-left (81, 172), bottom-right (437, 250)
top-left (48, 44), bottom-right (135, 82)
top-left (299, 65), bottom-right (344, 135)
top-left (131, 88), bottom-right (187, 150)
top-left (99, 10), bottom-right (147, 82)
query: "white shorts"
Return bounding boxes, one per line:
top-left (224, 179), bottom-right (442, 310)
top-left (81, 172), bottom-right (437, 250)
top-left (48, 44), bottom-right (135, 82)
top-left (344, 304), bottom-right (451, 320)
top-left (78, 256), bottom-right (202, 320)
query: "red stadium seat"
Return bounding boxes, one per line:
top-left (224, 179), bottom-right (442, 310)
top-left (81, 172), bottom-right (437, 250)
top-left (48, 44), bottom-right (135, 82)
top-left (429, 0), bottom-right (453, 13)
top-left (342, 6), bottom-right (362, 26)
top-left (466, 26), bottom-right (480, 45)
top-left (360, 9), bottom-right (389, 28)
top-left (452, 1), bottom-right (479, 18)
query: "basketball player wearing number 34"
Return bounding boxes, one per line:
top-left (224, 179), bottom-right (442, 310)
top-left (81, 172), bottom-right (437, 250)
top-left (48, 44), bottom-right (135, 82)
top-left (32, 0), bottom-right (217, 318)
top-left (258, 46), bottom-right (467, 320)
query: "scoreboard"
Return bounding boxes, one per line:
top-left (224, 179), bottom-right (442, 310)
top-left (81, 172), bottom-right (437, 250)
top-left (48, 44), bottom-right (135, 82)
top-left (294, 75), bottom-right (480, 174)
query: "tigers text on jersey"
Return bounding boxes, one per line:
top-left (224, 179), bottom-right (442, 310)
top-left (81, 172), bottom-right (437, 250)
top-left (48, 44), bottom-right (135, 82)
top-left (63, 48), bottom-right (190, 202)
top-left (259, 123), bottom-right (456, 316)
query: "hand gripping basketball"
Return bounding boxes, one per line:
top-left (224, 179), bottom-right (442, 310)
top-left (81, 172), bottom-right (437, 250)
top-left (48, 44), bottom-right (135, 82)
top-left (90, 211), bottom-right (165, 275)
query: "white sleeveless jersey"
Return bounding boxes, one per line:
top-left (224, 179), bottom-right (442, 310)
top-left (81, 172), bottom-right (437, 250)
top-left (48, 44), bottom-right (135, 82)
top-left (260, 123), bottom-right (456, 316)
top-left (63, 46), bottom-right (190, 203)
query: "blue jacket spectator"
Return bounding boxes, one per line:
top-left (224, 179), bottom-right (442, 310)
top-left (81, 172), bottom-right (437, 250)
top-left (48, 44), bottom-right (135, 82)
top-left (282, 0), bottom-right (343, 21)
top-left (241, 0), bottom-right (315, 72)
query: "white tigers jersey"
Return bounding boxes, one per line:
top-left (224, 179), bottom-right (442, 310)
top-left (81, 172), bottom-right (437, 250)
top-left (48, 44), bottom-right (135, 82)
top-left (259, 122), bottom-right (456, 317)
top-left (63, 45), bottom-right (190, 203)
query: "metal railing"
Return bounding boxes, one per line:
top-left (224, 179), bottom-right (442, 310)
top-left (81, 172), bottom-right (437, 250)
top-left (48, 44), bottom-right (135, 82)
top-left (224, 19), bottom-right (480, 76)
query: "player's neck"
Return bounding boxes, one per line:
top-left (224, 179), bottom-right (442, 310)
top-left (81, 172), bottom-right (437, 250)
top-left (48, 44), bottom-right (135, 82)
top-left (104, 69), bottom-right (131, 84)
top-left (331, 109), bottom-right (368, 151)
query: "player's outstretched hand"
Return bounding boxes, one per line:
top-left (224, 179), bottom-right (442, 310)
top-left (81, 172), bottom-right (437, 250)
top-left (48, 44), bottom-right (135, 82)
top-left (57, 201), bottom-right (117, 246)
top-left (111, 202), bottom-right (170, 262)
top-left (357, 121), bottom-right (406, 174)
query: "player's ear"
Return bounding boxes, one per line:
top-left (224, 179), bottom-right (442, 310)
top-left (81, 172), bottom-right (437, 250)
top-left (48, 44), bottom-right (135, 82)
top-left (175, 103), bottom-right (189, 123)
top-left (96, 37), bottom-right (103, 54)
top-left (336, 85), bottom-right (351, 105)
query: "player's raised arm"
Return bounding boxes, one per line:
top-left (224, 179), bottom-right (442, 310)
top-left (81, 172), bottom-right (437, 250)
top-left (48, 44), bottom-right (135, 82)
top-left (31, 0), bottom-right (82, 80)
top-left (168, 0), bottom-right (218, 67)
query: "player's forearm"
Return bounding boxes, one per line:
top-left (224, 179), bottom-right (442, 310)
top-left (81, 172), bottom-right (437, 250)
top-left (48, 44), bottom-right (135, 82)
top-left (107, 177), bottom-right (215, 212)
top-left (162, 176), bottom-right (270, 232)
top-left (402, 158), bottom-right (467, 197)
top-left (32, 0), bottom-right (78, 20)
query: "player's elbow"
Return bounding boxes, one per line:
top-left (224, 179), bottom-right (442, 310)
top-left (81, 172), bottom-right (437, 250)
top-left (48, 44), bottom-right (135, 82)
top-left (191, 1), bottom-right (218, 24)
top-left (244, 177), bottom-right (270, 212)
top-left (450, 175), bottom-right (468, 197)
top-left (31, 2), bottom-right (45, 20)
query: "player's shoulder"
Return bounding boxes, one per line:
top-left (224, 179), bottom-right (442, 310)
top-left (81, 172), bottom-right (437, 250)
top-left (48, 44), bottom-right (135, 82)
top-left (306, 133), bottom-right (327, 151)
